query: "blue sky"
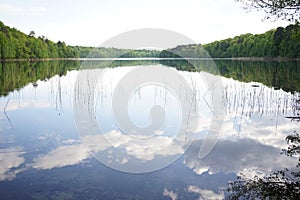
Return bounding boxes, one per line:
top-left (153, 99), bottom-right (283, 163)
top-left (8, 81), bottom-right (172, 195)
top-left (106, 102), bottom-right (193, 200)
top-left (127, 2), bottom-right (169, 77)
top-left (0, 0), bottom-right (291, 47)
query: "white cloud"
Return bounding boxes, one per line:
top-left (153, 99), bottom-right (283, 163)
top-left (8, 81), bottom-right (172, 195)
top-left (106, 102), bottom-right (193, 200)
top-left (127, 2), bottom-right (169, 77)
top-left (0, 3), bottom-right (48, 15)
top-left (187, 185), bottom-right (224, 200)
top-left (163, 188), bottom-right (178, 200)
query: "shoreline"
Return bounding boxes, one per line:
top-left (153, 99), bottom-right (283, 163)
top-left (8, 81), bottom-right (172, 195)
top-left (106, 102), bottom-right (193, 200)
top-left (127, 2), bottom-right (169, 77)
top-left (1, 57), bottom-right (299, 62)
top-left (213, 57), bottom-right (300, 61)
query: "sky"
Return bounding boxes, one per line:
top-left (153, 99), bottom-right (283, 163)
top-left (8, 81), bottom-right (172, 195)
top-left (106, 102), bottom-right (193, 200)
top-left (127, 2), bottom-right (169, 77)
top-left (0, 0), bottom-right (291, 47)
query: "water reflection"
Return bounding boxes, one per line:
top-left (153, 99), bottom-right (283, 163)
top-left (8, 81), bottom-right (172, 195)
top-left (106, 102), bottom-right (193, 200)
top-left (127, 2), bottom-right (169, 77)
top-left (185, 138), bottom-right (296, 177)
top-left (187, 185), bottom-right (225, 200)
top-left (0, 147), bottom-right (25, 181)
top-left (0, 60), bottom-right (80, 97)
top-left (161, 59), bottom-right (300, 93)
top-left (0, 60), bottom-right (299, 199)
top-left (74, 65), bottom-right (207, 173)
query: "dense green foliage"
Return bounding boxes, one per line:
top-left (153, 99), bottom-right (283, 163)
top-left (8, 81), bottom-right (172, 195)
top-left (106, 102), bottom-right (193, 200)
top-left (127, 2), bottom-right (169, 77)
top-left (0, 21), bottom-right (160, 59)
top-left (159, 44), bottom-right (209, 58)
top-left (161, 23), bottom-right (300, 58)
top-left (0, 21), bottom-right (78, 59)
top-left (75, 46), bottom-right (160, 58)
top-left (1, 20), bottom-right (299, 59)
top-left (204, 23), bottom-right (300, 58)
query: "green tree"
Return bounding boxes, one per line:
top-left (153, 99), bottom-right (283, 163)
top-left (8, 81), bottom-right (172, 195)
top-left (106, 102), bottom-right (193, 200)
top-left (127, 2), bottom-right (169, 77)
top-left (201, 23), bottom-right (300, 58)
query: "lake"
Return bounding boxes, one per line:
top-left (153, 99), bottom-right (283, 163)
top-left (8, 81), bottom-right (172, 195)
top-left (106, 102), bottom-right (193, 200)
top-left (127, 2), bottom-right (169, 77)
top-left (0, 59), bottom-right (299, 199)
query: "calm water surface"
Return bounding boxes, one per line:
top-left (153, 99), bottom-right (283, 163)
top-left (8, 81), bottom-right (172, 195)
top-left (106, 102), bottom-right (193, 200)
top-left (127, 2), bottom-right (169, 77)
top-left (0, 60), bottom-right (299, 199)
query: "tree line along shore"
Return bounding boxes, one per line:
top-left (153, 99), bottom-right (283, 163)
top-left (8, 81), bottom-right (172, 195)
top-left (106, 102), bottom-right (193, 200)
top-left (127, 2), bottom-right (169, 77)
top-left (0, 21), bottom-right (299, 60)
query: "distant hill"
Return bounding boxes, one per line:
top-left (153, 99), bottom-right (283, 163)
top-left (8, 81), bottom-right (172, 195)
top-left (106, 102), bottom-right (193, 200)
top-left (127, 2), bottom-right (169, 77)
top-left (160, 23), bottom-right (300, 58)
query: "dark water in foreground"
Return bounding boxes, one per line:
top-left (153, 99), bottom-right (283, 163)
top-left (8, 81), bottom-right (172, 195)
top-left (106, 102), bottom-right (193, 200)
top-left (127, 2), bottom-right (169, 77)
top-left (0, 60), bottom-right (299, 199)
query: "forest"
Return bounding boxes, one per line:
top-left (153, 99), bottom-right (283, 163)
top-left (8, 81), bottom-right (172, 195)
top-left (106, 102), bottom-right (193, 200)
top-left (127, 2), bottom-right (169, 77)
top-left (204, 23), bottom-right (300, 58)
top-left (0, 21), bottom-right (159, 59)
top-left (0, 21), bottom-right (78, 59)
top-left (161, 23), bottom-right (300, 58)
top-left (0, 20), bottom-right (299, 59)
